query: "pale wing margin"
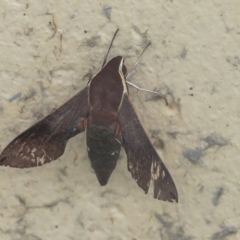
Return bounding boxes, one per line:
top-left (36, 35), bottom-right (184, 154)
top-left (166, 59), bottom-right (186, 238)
top-left (0, 86), bottom-right (89, 168)
top-left (118, 94), bottom-right (178, 202)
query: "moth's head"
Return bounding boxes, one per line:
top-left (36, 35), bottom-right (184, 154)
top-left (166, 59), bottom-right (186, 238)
top-left (106, 56), bottom-right (127, 77)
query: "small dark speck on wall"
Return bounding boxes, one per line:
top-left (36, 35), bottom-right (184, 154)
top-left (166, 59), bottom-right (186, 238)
top-left (180, 47), bottom-right (187, 59)
top-left (150, 130), bottom-right (165, 149)
top-left (203, 133), bottom-right (228, 148)
top-left (102, 5), bottom-right (112, 20)
top-left (20, 88), bottom-right (37, 101)
top-left (153, 137), bottom-right (165, 149)
top-left (9, 92), bottom-right (22, 102)
top-left (155, 213), bottom-right (193, 239)
top-left (211, 226), bottom-right (237, 240)
top-left (189, 87), bottom-right (194, 96)
top-left (212, 187), bottom-right (224, 206)
top-left (86, 35), bottom-right (101, 48)
top-left (183, 147), bottom-right (204, 163)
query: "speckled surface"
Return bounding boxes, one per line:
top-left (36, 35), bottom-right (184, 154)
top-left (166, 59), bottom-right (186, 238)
top-left (0, 1), bottom-right (239, 240)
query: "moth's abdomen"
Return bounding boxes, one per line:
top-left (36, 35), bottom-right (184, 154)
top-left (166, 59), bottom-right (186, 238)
top-left (87, 124), bottom-right (121, 186)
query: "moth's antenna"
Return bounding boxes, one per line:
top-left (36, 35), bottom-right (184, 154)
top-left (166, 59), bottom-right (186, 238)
top-left (125, 42), bottom-right (151, 80)
top-left (125, 42), bottom-right (168, 105)
top-left (102, 29), bottom-right (119, 67)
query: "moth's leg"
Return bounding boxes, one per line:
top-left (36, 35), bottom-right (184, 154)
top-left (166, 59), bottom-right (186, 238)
top-left (126, 81), bottom-right (168, 106)
top-left (125, 42), bottom-right (151, 80)
top-left (125, 42), bottom-right (168, 105)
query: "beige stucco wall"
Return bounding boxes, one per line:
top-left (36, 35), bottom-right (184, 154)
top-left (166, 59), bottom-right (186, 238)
top-left (0, 1), bottom-right (239, 239)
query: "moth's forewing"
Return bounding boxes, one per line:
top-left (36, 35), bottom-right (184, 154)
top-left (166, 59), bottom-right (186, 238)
top-left (118, 94), bottom-right (178, 202)
top-left (0, 86), bottom-right (89, 168)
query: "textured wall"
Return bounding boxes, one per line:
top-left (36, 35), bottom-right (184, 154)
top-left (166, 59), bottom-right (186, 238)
top-left (0, 1), bottom-right (239, 239)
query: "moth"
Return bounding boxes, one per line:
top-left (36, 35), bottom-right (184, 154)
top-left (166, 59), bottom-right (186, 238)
top-left (0, 30), bottom-right (178, 202)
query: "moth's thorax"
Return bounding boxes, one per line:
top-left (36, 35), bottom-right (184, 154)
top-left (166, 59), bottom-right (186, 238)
top-left (88, 109), bottom-right (118, 129)
top-left (89, 56), bottom-right (127, 113)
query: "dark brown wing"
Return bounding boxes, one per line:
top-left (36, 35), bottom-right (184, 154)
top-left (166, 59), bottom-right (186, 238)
top-left (0, 86), bottom-right (89, 168)
top-left (118, 94), bottom-right (178, 202)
